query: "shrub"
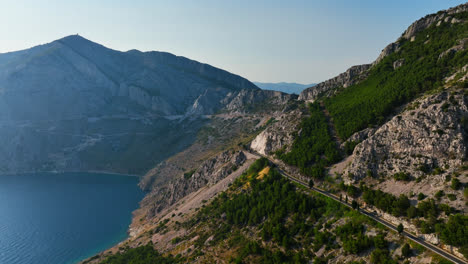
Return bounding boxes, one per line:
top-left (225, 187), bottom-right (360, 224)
top-left (447, 194), bottom-right (456, 201)
top-left (451, 178), bottom-right (461, 190)
top-left (435, 190), bottom-right (445, 200)
top-left (401, 243), bottom-right (411, 258)
top-left (417, 193), bottom-right (426, 200)
top-left (393, 172), bottom-right (411, 181)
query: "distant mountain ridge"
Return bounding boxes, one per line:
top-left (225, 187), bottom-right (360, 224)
top-left (0, 35), bottom-right (263, 175)
top-left (254, 82), bottom-right (315, 94)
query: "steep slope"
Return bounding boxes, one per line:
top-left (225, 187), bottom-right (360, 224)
top-left (0, 35), bottom-right (264, 175)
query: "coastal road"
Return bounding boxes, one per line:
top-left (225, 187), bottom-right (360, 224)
top-left (251, 151), bottom-right (467, 264)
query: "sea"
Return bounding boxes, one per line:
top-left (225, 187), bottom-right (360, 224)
top-left (0, 172), bottom-right (144, 264)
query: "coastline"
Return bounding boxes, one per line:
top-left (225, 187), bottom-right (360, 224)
top-left (0, 170), bottom-right (143, 178)
top-left (73, 229), bottom-right (131, 264)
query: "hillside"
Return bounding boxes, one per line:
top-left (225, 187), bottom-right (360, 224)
top-left (86, 3), bottom-right (468, 264)
top-left (91, 160), bottom-right (446, 264)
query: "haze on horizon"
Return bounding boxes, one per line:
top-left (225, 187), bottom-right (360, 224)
top-left (0, 0), bottom-right (465, 84)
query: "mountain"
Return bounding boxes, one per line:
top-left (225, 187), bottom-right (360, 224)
top-left (254, 82), bottom-right (315, 94)
top-left (0, 35), bottom-right (267, 175)
top-left (87, 3), bottom-right (468, 264)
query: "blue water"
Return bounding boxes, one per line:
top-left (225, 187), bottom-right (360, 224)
top-left (0, 172), bottom-right (145, 264)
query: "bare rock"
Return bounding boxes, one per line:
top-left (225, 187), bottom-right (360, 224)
top-left (340, 128), bottom-right (376, 149)
top-left (299, 64), bottom-right (371, 102)
top-left (345, 90), bottom-right (468, 184)
top-left (393, 58), bottom-right (405, 69)
top-left (250, 109), bottom-right (303, 155)
top-left (144, 150), bottom-right (247, 218)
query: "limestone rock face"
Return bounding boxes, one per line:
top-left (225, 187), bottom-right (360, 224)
top-left (374, 42), bottom-right (401, 65)
top-left (345, 90), bottom-right (468, 183)
top-left (340, 128), bottom-right (376, 149)
top-left (402, 3), bottom-right (467, 40)
top-left (144, 150), bottom-right (247, 217)
top-left (222, 89), bottom-right (296, 114)
top-left (250, 109), bottom-right (303, 155)
top-left (298, 64), bottom-right (371, 102)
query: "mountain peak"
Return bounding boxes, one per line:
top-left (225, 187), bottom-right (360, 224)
top-left (54, 34), bottom-right (104, 47)
top-left (56, 34), bottom-right (95, 45)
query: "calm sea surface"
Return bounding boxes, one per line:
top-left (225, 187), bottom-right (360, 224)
top-left (0, 172), bottom-right (144, 264)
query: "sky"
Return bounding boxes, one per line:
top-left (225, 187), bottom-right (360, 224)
top-left (0, 0), bottom-right (465, 84)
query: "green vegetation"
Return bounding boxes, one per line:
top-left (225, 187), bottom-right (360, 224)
top-left (355, 184), bottom-right (468, 256)
top-left (99, 243), bottom-right (182, 264)
top-left (181, 161), bottom-right (402, 263)
top-left (447, 193), bottom-right (457, 201)
top-left (435, 190), bottom-right (445, 200)
top-left (401, 243), bottom-right (411, 258)
top-left (344, 140), bottom-right (360, 155)
top-left (436, 214), bottom-right (468, 258)
top-left (324, 20), bottom-right (468, 139)
top-left (276, 103), bottom-right (341, 178)
top-left (362, 187), bottom-right (413, 217)
top-left (335, 220), bottom-right (373, 254)
top-left (364, 186), bottom-right (459, 220)
top-left (393, 172), bottom-right (411, 181)
top-left (418, 193), bottom-right (426, 200)
top-left (183, 169), bottom-right (196, 179)
top-left (397, 223), bottom-right (404, 234)
top-left (370, 248), bottom-right (397, 264)
top-left (451, 178), bottom-right (461, 190)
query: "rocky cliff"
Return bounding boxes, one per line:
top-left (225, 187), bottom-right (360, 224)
top-left (250, 109), bottom-right (304, 155)
top-left (142, 150), bottom-right (247, 218)
top-left (222, 89), bottom-right (296, 113)
top-left (345, 90), bottom-right (467, 182)
top-left (298, 64), bottom-right (371, 102)
top-left (343, 88), bottom-right (468, 211)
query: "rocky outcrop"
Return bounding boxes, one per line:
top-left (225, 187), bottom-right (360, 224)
top-left (299, 64), bottom-right (371, 102)
top-left (345, 90), bottom-right (467, 183)
top-left (222, 89), bottom-right (296, 114)
top-left (144, 150), bottom-right (247, 217)
top-left (340, 128), bottom-right (376, 149)
top-left (373, 42), bottom-right (401, 65)
top-left (439, 38), bottom-right (468, 59)
top-left (250, 109), bottom-right (303, 155)
top-left (374, 3), bottom-right (468, 65)
top-left (402, 3), bottom-right (467, 40)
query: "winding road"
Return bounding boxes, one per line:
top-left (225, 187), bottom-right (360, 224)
top-left (252, 151), bottom-right (467, 264)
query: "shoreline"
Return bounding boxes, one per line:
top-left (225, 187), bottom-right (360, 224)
top-left (0, 170), bottom-right (143, 178)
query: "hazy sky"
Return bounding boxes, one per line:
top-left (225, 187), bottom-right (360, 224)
top-left (0, 0), bottom-right (465, 83)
